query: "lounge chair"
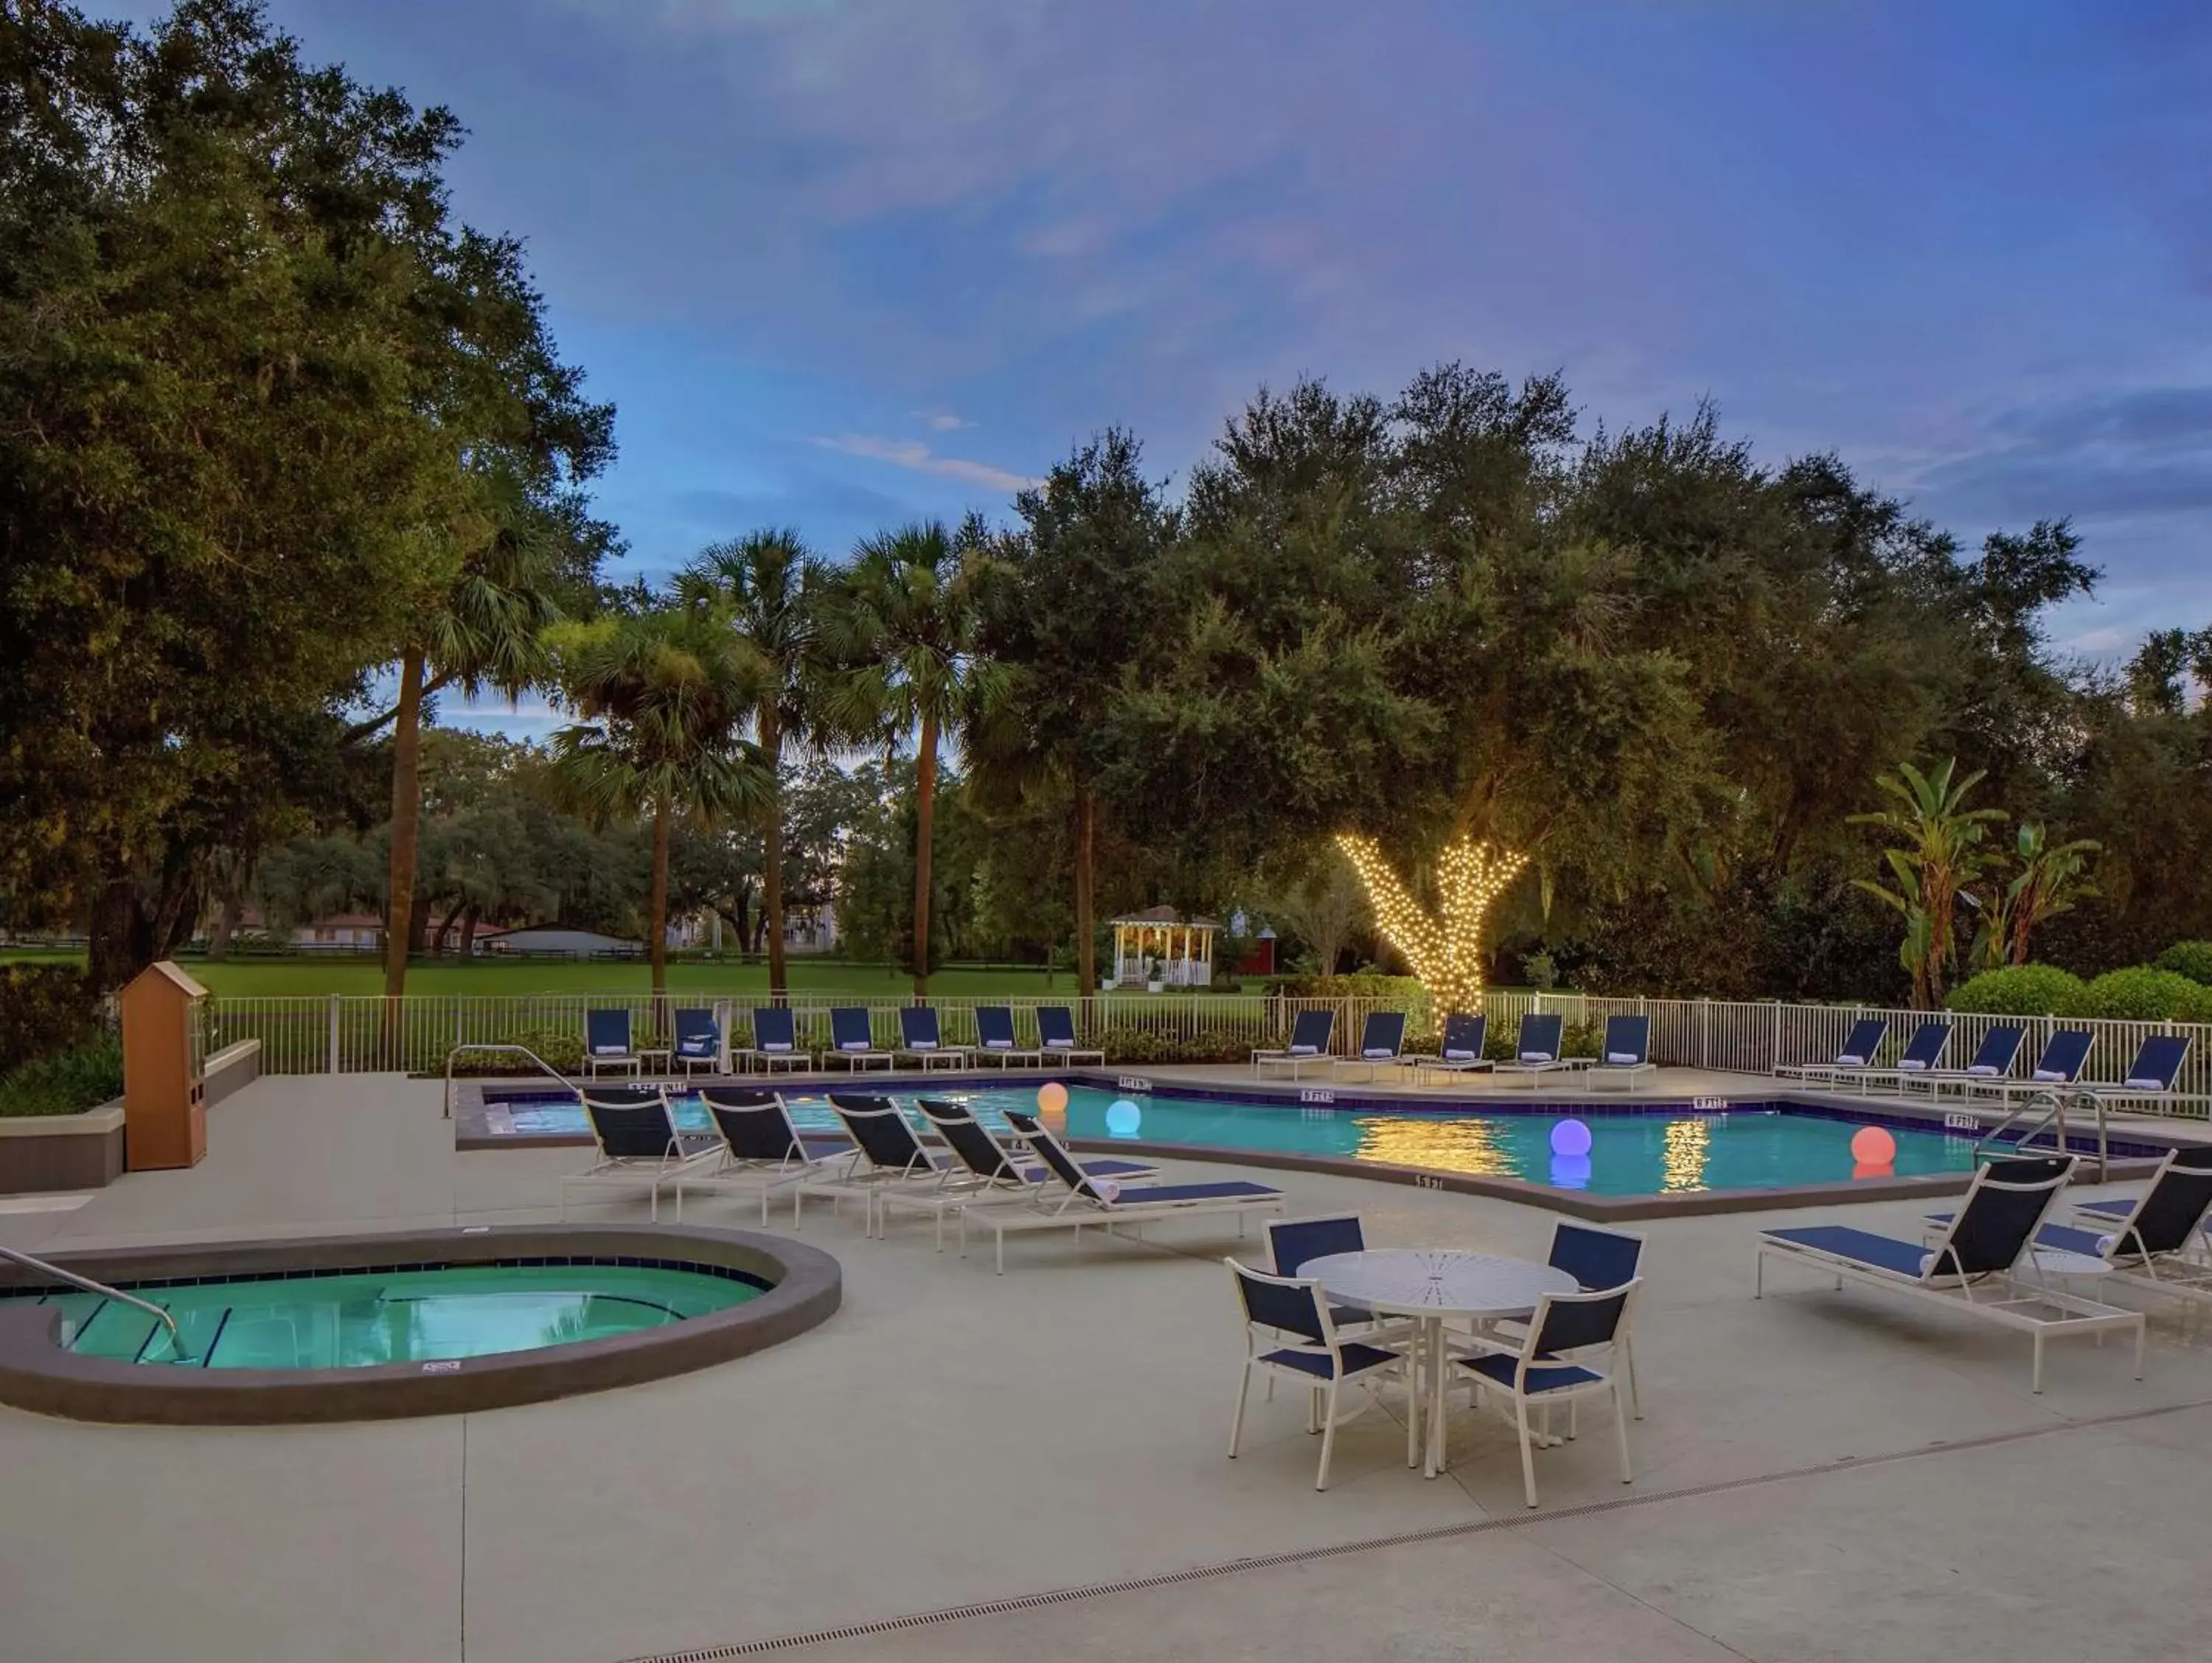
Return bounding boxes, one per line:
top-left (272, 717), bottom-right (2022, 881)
top-left (1495, 1014), bottom-right (1582, 1082)
top-left (1450, 1280), bottom-right (1642, 1507)
top-left (973, 1005), bottom-right (1042, 1068)
top-left (584, 1008), bottom-right (641, 1079)
top-left (1959, 1029), bottom-right (2095, 1104)
top-left (558, 1087), bottom-right (714, 1219)
top-left (1415, 1013), bottom-right (1492, 1083)
top-left (824, 1007), bottom-right (894, 1073)
top-left (1331, 1011), bottom-right (1408, 1081)
top-left (1931, 1146), bottom-right (2212, 1311)
top-left (674, 1087), bottom-right (853, 1224)
top-left (894, 1005), bottom-right (968, 1071)
top-left (959, 1109), bottom-right (1287, 1273)
top-left (1846, 1019), bottom-right (1952, 1094)
top-left (1225, 1259), bottom-right (1409, 1491)
top-left (733, 1006), bottom-right (813, 1075)
top-left (1253, 1009), bottom-right (1335, 1078)
top-left (1774, 1017), bottom-right (1889, 1089)
top-left (1587, 1015), bottom-right (1656, 1092)
top-left (2079, 1035), bottom-right (2202, 1112)
top-left (876, 1098), bottom-right (1159, 1246)
top-left (1755, 1154), bottom-right (2146, 1390)
top-left (1901, 1024), bottom-right (2025, 1101)
top-left (821, 1093), bottom-right (945, 1231)
top-left (672, 1008), bottom-right (723, 1079)
top-left (1036, 1005), bottom-right (1105, 1067)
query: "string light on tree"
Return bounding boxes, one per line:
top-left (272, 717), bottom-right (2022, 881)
top-left (1335, 834), bottom-right (1529, 1017)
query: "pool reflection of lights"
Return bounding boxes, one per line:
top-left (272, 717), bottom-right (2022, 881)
top-left (1661, 1118), bottom-right (1711, 1192)
top-left (1549, 1151), bottom-right (1594, 1189)
top-left (1351, 1114), bottom-right (1515, 1177)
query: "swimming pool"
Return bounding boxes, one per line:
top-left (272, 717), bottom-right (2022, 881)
top-left (490, 1084), bottom-right (2017, 1197)
top-left (3, 1260), bottom-right (763, 1370)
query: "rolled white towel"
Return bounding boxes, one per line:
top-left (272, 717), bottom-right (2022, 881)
top-left (1091, 1179), bottom-right (1121, 1204)
top-left (1520, 1050), bottom-right (1554, 1064)
top-left (1898, 1059), bottom-right (1927, 1071)
top-left (840, 1040), bottom-right (871, 1052)
top-left (2033, 1068), bottom-right (2065, 1082)
top-left (763, 1042), bottom-right (792, 1053)
top-left (1966, 1063), bottom-right (1998, 1076)
top-left (908, 1039), bottom-right (937, 1050)
top-left (1443, 1048), bottom-right (1475, 1061)
top-left (2096, 1234), bottom-right (2118, 1256)
top-left (1837, 1053), bottom-right (1865, 1067)
top-left (2124, 1077), bottom-right (2164, 1091)
top-left (1364, 1047), bottom-right (1394, 1059)
top-left (1289, 1044), bottom-right (1318, 1056)
top-left (1606, 1050), bottom-right (1640, 1065)
top-left (593, 1044), bottom-right (628, 1056)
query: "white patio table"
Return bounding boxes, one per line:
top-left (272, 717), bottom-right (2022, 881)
top-left (1304, 1248), bottom-right (1576, 1479)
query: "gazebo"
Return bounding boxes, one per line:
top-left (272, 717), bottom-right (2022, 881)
top-left (1109, 906), bottom-right (1219, 988)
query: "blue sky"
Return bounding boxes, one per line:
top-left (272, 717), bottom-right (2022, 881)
top-left (114, 1), bottom-right (2212, 733)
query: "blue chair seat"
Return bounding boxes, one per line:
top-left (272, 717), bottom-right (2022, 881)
top-left (1457, 1353), bottom-right (1603, 1392)
top-left (1762, 1225), bottom-right (1930, 1277)
top-left (1329, 1303), bottom-right (1375, 1326)
top-left (1110, 1181), bottom-right (1280, 1204)
top-left (1260, 1342), bottom-right (1400, 1381)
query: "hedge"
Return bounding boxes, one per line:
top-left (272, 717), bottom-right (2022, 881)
top-left (0, 963), bottom-right (100, 1072)
top-left (2056, 968), bottom-right (2212, 1024)
top-left (1945, 965), bottom-right (2085, 1017)
top-left (2154, 941), bottom-right (2212, 988)
top-left (1273, 975), bottom-right (1427, 1002)
top-left (0, 1033), bottom-right (125, 1118)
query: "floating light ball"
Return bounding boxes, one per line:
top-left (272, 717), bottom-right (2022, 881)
top-left (1105, 1098), bottom-right (1143, 1138)
top-left (1037, 1081), bottom-right (1069, 1114)
top-left (1852, 1160), bottom-right (1896, 1181)
top-left (1550, 1152), bottom-right (1593, 1190)
top-left (1850, 1125), bottom-right (1896, 1166)
top-left (1551, 1118), bottom-right (1593, 1158)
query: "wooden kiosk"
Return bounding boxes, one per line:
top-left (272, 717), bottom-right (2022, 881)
top-left (120, 961), bottom-right (209, 1171)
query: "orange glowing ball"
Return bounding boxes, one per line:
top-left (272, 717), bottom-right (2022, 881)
top-left (1850, 1125), bottom-right (1897, 1165)
top-left (1037, 1081), bottom-right (1070, 1114)
top-left (1852, 1160), bottom-right (1896, 1181)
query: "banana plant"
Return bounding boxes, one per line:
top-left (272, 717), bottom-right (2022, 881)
top-left (1850, 759), bottom-right (2006, 1008)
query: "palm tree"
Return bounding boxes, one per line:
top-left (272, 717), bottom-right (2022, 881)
top-left (546, 606), bottom-right (772, 1010)
top-left (831, 520), bottom-right (1004, 996)
top-left (1850, 758), bottom-right (2006, 1008)
top-left (1996, 823), bottom-right (2101, 966)
top-left (675, 530), bottom-right (842, 1002)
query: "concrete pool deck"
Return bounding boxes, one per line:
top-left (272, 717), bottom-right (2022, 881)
top-left (3, 1070), bottom-right (2210, 1661)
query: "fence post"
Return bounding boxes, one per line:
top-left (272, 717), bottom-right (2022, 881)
top-left (327, 994), bottom-right (341, 1075)
top-left (1770, 1001), bottom-right (1781, 1072)
top-left (1699, 998), bottom-right (1711, 1070)
top-left (714, 997), bottom-right (732, 1073)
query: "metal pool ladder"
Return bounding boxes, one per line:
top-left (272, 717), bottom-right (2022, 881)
top-left (1974, 1087), bottom-right (2110, 1182)
top-left (0, 1244), bottom-right (192, 1364)
top-left (443, 1043), bottom-right (583, 1120)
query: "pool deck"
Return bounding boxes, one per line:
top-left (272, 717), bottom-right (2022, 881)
top-left (4, 1069), bottom-right (2211, 1661)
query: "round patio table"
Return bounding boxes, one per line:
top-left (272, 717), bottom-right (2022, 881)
top-left (1304, 1249), bottom-right (1577, 1479)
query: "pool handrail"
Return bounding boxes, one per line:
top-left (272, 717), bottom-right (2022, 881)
top-left (0, 1243), bottom-right (189, 1364)
top-left (444, 1043), bottom-right (584, 1120)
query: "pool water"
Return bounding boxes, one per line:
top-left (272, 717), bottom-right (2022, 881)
top-left (504, 1086), bottom-right (1993, 1197)
top-left (4, 1262), bottom-right (760, 1370)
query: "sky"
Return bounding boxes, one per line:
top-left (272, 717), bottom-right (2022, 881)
top-left (110, 0), bottom-right (2212, 736)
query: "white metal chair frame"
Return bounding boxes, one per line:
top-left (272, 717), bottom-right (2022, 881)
top-left (1225, 1259), bottom-right (1411, 1491)
top-left (558, 1092), bottom-right (715, 1221)
top-left (1450, 1279), bottom-right (1642, 1507)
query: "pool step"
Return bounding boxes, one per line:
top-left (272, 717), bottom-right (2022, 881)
top-left (58, 1294), bottom-right (227, 1366)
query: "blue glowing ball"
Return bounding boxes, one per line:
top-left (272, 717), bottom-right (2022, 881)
top-left (1105, 1098), bottom-right (1143, 1138)
top-left (1550, 1118), bottom-right (1593, 1157)
top-left (1549, 1152), bottom-right (1593, 1190)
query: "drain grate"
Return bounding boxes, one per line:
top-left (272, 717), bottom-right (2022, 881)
top-left (620, 1392), bottom-right (2211, 1662)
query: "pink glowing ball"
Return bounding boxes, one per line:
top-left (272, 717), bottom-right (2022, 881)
top-left (1037, 1081), bottom-right (1070, 1114)
top-left (1850, 1125), bottom-right (1897, 1165)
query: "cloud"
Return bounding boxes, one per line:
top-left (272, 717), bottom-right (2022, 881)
top-left (1906, 384), bottom-right (2212, 525)
top-left (912, 410), bottom-right (975, 432)
top-left (811, 433), bottom-right (1040, 493)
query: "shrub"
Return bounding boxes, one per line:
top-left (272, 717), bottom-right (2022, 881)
top-left (0, 963), bottom-right (100, 1071)
top-left (1091, 1026), bottom-right (1254, 1066)
top-left (0, 1033), bottom-right (125, 1118)
top-left (1945, 964), bottom-right (2084, 1017)
top-left (450, 1027), bottom-right (585, 1075)
top-left (2056, 967), bottom-right (2208, 1023)
top-left (2154, 941), bottom-right (2212, 987)
top-left (1273, 975), bottom-right (1426, 1002)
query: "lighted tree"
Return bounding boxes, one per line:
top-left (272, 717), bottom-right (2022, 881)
top-left (1335, 835), bottom-right (1529, 1015)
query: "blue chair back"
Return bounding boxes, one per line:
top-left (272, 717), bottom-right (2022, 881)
top-left (1529, 1282), bottom-right (1635, 1356)
top-left (917, 1098), bottom-right (1020, 1180)
top-left (674, 1008), bottom-right (719, 1058)
top-left (1516, 1013), bottom-right (1564, 1062)
top-left (1548, 1221), bottom-right (1643, 1291)
top-left (2122, 1146), bottom-right (2212, 1258)
top-left (976, 1005), bottom-right (1018, 1050)
top-left (2118, 1034), bottom-right (2190, 1091)
top-left (1440, 1012), bottom-right (1486, 1060)
top-left (830, 1008), bottom-right (877, 1053)
top-left (751, 1006), bottom-right (797, 1053)
top-left (585, 1008), bottom-right (633, 1057)
top-left (900, 1006), bottom-right (942, 1048)
top-left (1833, 1018), bottom-right (1887, 1066)
top-left (1961, 1025), bottom-right (2024, 1074)
top-left (1895, 1020), bottom-right (1950, 1070)
top-left (827, 1094), bottom-right (928, 1173)
top-left (1228, 1261), bottom-right (1328, 1345)
top-left (699, 1088), bottom-right (801, 1162)
top-left (582, 1091), bottom-right (675, 1160)
top-left (1601, 1015), bottom-right (1649, 1065)
top-left (2028, 1029), bottom-right (2094, 1083)
top-left (1037, 1006), bottom-right (1079, 1047)
top-left (1006, 1109), bottom-right (1100, 1199)
top-left (1285, 1009), bottom-right (1334, 1053)
top-left (1356, 1011), bottom-right (1405, 1059)
top-left (1937, 1156), bottom-right (2072, 1276)
top-left (1265, 1214), bottom-right (1365, 1277)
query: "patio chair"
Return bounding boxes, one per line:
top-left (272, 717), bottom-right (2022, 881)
top-left (1330, 1011), bottom-right (1408, 1081)
top-left (1587, 1015), bottom-right (1656, 1092)
top-left (1263, 1213), bottom-right (1397, 1336)
top-left (672, 1008), bottom-right (722, 1079)
top-left (584, 1008), bottom-right (641, 1079)
top-left (1450, 1280), bottom-right (1642, 1507)
top-left (877, 1098), bottom-right (1159, 1246)
top-left (961, 1110), bottom-right (1286, 1273)
top-left (1846, 1019), bottom-right (1952, 1094)
top-left (1958, 1029), bottom-right (2095, 1104)
top-left (1253, 1009), bottom-right (1335, 1078)
top-left (1901, 1024), bottom-right (2025, 1101)
top-left (674, 1087), bottom-right (852, 1224)
top-left (973, 1005), bottom-right (1042, 1068)
top-left (1416, 1013), bottom-right (1492, 1082)
top-left (733, 1006), bottom-right (813, 1075)
top-left (824, 1007), bottom-right (894, 1073)
top-left (2080, 1035), bottom-right (2202, 1112)
top-left (1754, 1154), bottom-right (2146, 1391)
top-left (1484, 1222), bottom-right (1646, 1418)
top-left (1773, 1017), bottom-right (1889, 1089)
top-left (558, 1087), bottom-right (714, 1220)
top-left (1495, 1014), bottom-right (1582, 1082)
top-left (1225, 1258), bottom-right (1409, 1491)
top-left (1036, 1005), bottom-right (1105, 1067)
top-left (822, 1093), bottom-right (946, 1232)
top-left (895, 1005), bottom-right (968, 1071)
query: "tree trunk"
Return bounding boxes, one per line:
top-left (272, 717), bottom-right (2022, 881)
top-left (209, 892), bottom-right (243, 960)
top-left (911, 712), bottom-right (939, 997)
top-left (87, 870), bottom-right (155, 994)
top-left (649, 792), bottom-right (672, 1022)
top-left (761, 708), bottom-right (789, 1000)
top-left (431, 898), bottom-right (467, 958)
top-left (1074, 787), bottom-right (1098, 1007)
top-left (459, 904), bottom-right (480, 958)
top-left (382, 646), bottom-right (428, 1031)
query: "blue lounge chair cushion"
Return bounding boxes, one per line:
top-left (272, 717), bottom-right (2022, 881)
top-left (1762, 1224), bottom-right (1932, 1278)
top-left (1111, 1180), bottom-right (1279, 1204)
top-left (2076, 1198), bottom-right (2133, 1219)
top-left (1458, 1353), bottom-right (1603, 1392)
top-left (1260, 1342), bottom-right (1399, 1380)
